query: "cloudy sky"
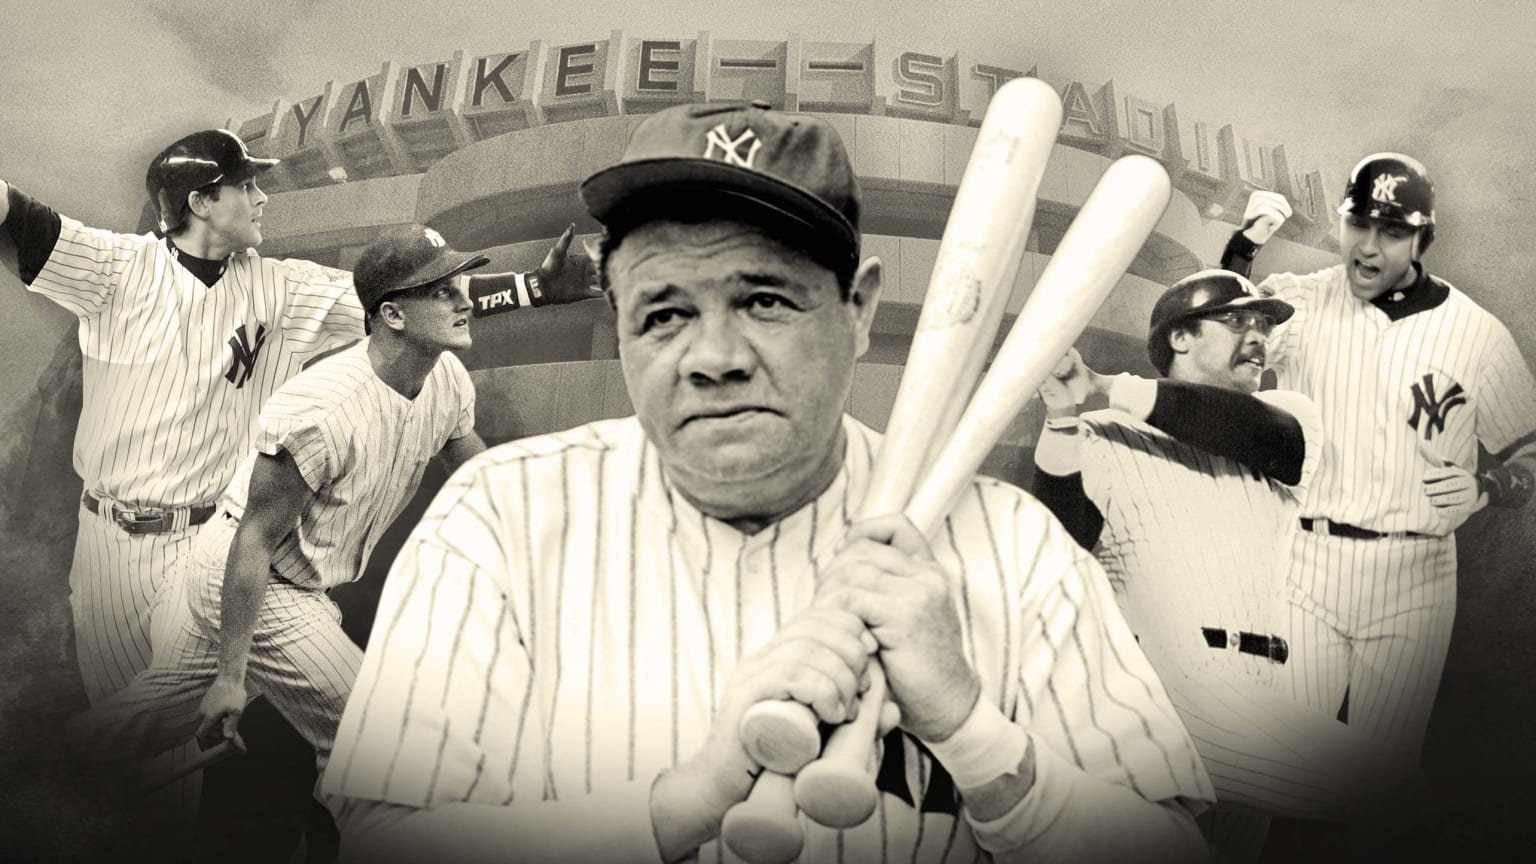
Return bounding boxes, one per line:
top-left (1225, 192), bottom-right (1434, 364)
top-left (3, 0), bottom-right (1533, 358)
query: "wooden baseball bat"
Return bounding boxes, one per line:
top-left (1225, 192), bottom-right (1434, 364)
top-left (720, 771), bottom-right (804, 864)
top-left (792, 155), bottom-right (1168, 828)
top-left (738, 75), bottom-right (1063, 775)
top-left (905, 154), bottom-right (1172, 532)
top-left (726, 78), bottom-right (1064, 847)
top-left (141, 734), bottom-right (246, 794)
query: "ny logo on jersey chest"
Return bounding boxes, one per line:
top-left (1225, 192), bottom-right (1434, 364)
top-left (225, 323), bottom-right (268, 389)
top-left (1407, 372), bottom-right (1466, 440)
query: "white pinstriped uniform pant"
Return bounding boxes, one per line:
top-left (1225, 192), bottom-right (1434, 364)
top-left (1284, 528), bottom-right (1457, 757)
top-left (81, 513), bottom-right (364, 780)
top-left (69, 500), bottom-right (207, 818)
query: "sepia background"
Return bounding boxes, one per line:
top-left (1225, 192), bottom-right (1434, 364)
top-left (2, 0), bottom-right (1533, 859)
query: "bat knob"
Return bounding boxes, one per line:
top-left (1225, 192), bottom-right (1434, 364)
top-left (794, 760), bottom-right (879, 828)
top-left (721, 772), bottom-right (805, 864)
top-left (740, 700), bottom-right (822, 774)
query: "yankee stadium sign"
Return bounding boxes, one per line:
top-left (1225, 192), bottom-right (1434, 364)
top-left (229, 31), bottom-right (1335, 233)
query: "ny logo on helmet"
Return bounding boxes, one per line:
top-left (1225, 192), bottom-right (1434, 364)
top-left (1407, 373), bottom-right (1466, 441)
top-left (704, 125), bottom-right (762, 168)
top-left (1372, 174), bottom-right (1408, 204)
top-left (423, 228), bottom-right (447, 248)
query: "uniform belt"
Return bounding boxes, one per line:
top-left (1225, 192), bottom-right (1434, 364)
top-left (1201, 627), bottom-right (1289, 664)
top-left (82, 492), bottom-right (216, 536)
top-left (1299, 517), bottom-right (1427, 541)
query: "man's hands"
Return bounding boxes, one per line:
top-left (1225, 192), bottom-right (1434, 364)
top-left (816, 516), bottom-right (981, 743)
top-left (196, 677), bottom-right (247, 752)
top-left (1241, 191), bottom-right (1292, 247)
top-left (1037, 348), bottom-right (1109, 419)
top-left (677, 606), bottom-right (876, 818)
top-left (1419, 440), bottom-right (1487, 531)
top-left (531, 223), bottom-right (603, 305)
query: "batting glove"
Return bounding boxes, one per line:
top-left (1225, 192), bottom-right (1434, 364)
top-left (1241, 191), bottom-right (1293, 246)
top-left (1419, 441), bottom-right (1488, 529)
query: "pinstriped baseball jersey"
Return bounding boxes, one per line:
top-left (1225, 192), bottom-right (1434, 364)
top-left (217, 341), bottom-right (476, 590)
top-left (26, 216), bottom-right (366, 509)
top-left (322, 415), bottom-right (1211, 862)
top-left (1079, 388), bottom-right (1323, 671)
top-left (1262, 265), bottom-right (1536, 533)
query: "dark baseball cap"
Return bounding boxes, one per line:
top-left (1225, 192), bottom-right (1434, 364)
top-left (1147, 270), bottom-right (1294, 373)
top-left (354, 224), bottom-right (489, 310)
top-left (578, 100), bottom-right (861, 270)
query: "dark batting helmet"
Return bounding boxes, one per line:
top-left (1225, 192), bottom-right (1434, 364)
top-left (1337, 152), bottom-right (1436, 253)
top-left (1147, 270), bottom-right (1294, 375)
top-left (144, 130), bottom-right (278, 235)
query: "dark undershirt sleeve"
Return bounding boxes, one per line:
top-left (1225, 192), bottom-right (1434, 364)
top-left (1219, 231), bottom-right (1258, 278)
top-left (3, 184), bottom-right (63, 285)
top-left (1144, 379), bottom-right (1306, 485)
top-left (1032, 469), bottom-right (1105, 552)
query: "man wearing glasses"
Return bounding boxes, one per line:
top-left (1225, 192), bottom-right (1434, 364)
top-left (1030, 270), bottom-right (1423, 861)
top-left (69, 224), bottom-right (490, 845)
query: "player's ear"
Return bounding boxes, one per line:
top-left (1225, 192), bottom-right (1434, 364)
top-left (1168, 325), bottom-right (1194, 358)
top-left (187, 189), bottom-right (210, 221)
top-left (377, 299), bottom-right (408, 333)
top-left (850, 256), bottom-right (883, 359)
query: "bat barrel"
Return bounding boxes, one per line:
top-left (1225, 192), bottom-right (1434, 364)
top-left (906, 155), bottom-right (1172, 534)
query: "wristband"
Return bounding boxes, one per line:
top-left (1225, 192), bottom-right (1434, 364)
top-left (1480, 462), bottom-right (1535, 509)
top-left (1106, 374), bottom-right (1156, 421)
top-left (514, 272), bottom-right (534, 308)
top-left (923, 698), bottom-right (1030, 790)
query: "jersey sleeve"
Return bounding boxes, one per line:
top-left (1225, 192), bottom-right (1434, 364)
top-left (1253, 388), bottom-right (1323, 496)
top-left (23, 213), bottom-right (147, 319)
top-left (1255, 268), bottom-right (1328, 376)
top-left (254, 408), bottom-right (339, 494)
top-left (268, 256), bottom-right (367, 362)
top-left (1473, 324), bottom-right (1536, 460)
top-left (322, 457), bottom-right (535, 810)
top-left (1011, 505), bottom-right (1214, 807)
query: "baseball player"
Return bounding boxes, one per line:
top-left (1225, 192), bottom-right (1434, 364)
top-left (69, 223), bottom-right (487, 804)
top-left (320, 100), bottom-right (1213, 864)
top-left (1220, 156), bottom-right (1536, 759)
top-left (0, 127), bottom-right (595, 848)
top-left (1031, 271), bottom-right (1423, 861)
top-left (0, 129), bottom-right (595, 711)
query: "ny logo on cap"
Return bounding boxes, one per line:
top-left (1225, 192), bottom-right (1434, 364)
top-left (704, 124), bottom-right (762, 168)
top-left (1372, 174), bottom-right (1408, 203)
top-left (423, 228), bottom-right (447, 248)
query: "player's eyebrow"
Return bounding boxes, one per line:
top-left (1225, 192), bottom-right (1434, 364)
top-left (634, 284), bottom-right (684, 306)
top-left (738, 272), bottom-right (788, 288)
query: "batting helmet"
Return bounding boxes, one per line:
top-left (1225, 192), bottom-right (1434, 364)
top-left (145, 130), bottom-right (278, 235)
top-left (1337, 152), bottom-right (1436, 252)
top-left (1147, 270), bottom-right (1293, 375)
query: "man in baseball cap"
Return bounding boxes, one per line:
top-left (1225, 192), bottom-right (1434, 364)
top-left (323, 99), bottom-right (1210, 864)
top-left (1032, 269), bottom-right (1424, 860)
top-left (1217, 154), bottom-right (1536, 782)
top-left (71, 222), bottom-right (490, 848)
top-left (3, 119), bottom-right (598, 858)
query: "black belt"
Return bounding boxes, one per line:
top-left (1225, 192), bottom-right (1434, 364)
top-left (1299, 517), bottom-right (1427, 541)
top-left (82, 492), bottom-right (216, 536)
top-left (1202, 627), bottom-right (1289, 664)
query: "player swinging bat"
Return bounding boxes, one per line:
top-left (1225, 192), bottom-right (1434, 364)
top-left (319, 93), bottom-right (1211, 864)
